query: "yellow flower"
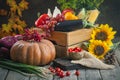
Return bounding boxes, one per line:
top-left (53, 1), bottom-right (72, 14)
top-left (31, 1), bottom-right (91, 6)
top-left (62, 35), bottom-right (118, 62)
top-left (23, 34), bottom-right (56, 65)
top-left (88, 40), bottom-right (110, 59)
top-left (90, 24), bottom-right (116, 46)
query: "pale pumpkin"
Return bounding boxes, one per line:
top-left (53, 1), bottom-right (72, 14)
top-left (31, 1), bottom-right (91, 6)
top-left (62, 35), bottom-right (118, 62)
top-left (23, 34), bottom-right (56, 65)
top-left (10, 39), bottom-right (56, 65)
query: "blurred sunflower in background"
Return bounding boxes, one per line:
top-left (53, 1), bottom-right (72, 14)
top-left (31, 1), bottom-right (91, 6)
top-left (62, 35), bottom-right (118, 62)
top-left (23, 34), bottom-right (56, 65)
top-left (90, 24), bottom-right (116, 47)
top-left (88, 40), bottom-right (110, 59)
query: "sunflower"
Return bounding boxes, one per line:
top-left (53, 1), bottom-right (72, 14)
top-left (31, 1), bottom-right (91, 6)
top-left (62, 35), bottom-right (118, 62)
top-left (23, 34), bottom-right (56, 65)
top-left (90, 24), bottom-right (116, 46)
top-left (88, 40), bottom-right (110, 59)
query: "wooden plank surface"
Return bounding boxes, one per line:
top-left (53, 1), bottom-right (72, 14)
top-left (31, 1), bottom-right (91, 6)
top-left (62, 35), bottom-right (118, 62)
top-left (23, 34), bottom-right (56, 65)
top-left (100, 69), bottom-right (116, 80)
top-left (114, 67), bottom-right (120, 80)
top-left (0, 63), bottom-right (120, 80)
top-left (0, 68), bottom-right (8, 80)
top-left (86, 69), bottom-right (102, 80)
top-left (30, 75), bottom-right (53, 80)
top-left (53, 70), bottom-right (77, 80)
top-left (55, 45), bottom-right (67, 58)
top-left (100, 62), bottom-right (120, 80)
top-left (6, 71), bottom-right (29, 80)
top-left (77, 69), bottom-right (86, 80)
top-left (48, 31), bottom-right (67, 46)
top-left (48, 29), bottom-right (92, 46)
top-left (115, 48), bottom-right (120, 65)
top-left (67, 29), bottom-right (92, 46)
top-left (55, 42), bottom-right (82, 58)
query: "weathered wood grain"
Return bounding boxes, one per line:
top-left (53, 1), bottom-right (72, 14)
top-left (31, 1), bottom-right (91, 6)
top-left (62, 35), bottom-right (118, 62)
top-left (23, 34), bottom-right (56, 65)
top-left (55, 42), bottom-right (84, 58)
top-left (77, 69), bottom-right (86, 80)
top-left (30, 74), bottom-right (53, 80)
top-left (6, 71), bottom-right (29, 80)
top-left (0, 68), bottom-right (8, 80)
top-left (48, 29), bottom-right (92, 46)
top-left (100, 68), bottom-right (120, 80)
top-left (53, 70), bottom-right (77, 80)
top-left (115, 48), bottom-right (120, 65)
top-left (113, 67), bottom-right (120, 80)
top-left (100, 69), bottom-right (118, 80)
top-left (86, 69), bottom-right (102, 80)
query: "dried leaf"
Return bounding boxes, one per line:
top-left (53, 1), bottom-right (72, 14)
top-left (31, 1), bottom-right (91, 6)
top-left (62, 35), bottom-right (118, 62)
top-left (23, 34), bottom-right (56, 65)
top-left (0, 0), bottom-right (28, 38)
top-left (7, 0), bottom-right (16, 5)
top-left (12, 24), bottom-right (18, 31)
top-left (17, 20), bottom-right (27, 28)
top-left (17, 8), bottom-right (22, 17)
top-left (17, 25), bottom-right (24, 33)
top-left (19, 0), bottom-right (29, 10)
top-left (0, 9), bottom-right (7, 16)
top-left (2, 24), bottom-right (12, 33)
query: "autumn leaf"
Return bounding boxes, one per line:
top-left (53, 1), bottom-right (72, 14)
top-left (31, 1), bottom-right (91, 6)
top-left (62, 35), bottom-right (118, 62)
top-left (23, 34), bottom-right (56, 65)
top-left (17, 8), bottom-right (22, 17)
top-left (17, 25), bottom-right (24, 33)
top-left (17, 20), bottom-right (27, 28)
top-left (0, 9), bottom-right (7, 16)
top-left (8, 18), bottom-right (15, 24)
top-left (12, 24), bottom-right (18, 31)
top-left (19, 0), bottom-right (29, 10)
top-left (7, 0), bottom-right (16, 5)
top-left (2, 24), bottom-right (12, 33)
top-left (0, 0), bottom-right (28, 38)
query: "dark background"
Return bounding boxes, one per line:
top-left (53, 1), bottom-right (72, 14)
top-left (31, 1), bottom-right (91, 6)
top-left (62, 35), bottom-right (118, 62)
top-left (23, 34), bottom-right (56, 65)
top-left (0, 0), bottom-right (120, 36)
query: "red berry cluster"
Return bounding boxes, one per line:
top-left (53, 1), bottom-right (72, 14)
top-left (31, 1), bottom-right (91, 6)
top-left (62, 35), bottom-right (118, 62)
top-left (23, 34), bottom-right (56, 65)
top-left (48, 67), bottom-right (80, 78)
top-left (68, 47), bottom-right (82, 53)
top-left (54, 14), bottom-right (65, 22)
top-left (35, 14), bottom-right (64, 37)
top-left (22, 29), bottom-right (45, 42)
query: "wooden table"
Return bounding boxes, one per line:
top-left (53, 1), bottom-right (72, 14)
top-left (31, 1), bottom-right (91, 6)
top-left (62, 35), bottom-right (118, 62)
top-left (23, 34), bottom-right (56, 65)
top-left (0, 48), bottom-right (120, 80)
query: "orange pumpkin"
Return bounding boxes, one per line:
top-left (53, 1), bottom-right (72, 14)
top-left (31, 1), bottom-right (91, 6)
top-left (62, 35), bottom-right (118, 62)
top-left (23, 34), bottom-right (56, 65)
top-left (10, 39), bottom-right (56, 65)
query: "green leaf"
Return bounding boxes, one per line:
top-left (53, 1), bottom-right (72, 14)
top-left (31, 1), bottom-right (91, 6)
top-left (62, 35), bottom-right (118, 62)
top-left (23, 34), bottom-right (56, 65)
top-left (111, 42), bottom-right (120, 51)
top-left (57, 0), bottom-right (104, 10)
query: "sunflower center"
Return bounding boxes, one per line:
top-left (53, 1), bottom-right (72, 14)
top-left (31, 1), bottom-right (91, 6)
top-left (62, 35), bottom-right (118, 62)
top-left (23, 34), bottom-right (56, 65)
top-left (95, 31), bottom-right (107, 41)
top-left (94, 45), bottom-right (104, 56)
